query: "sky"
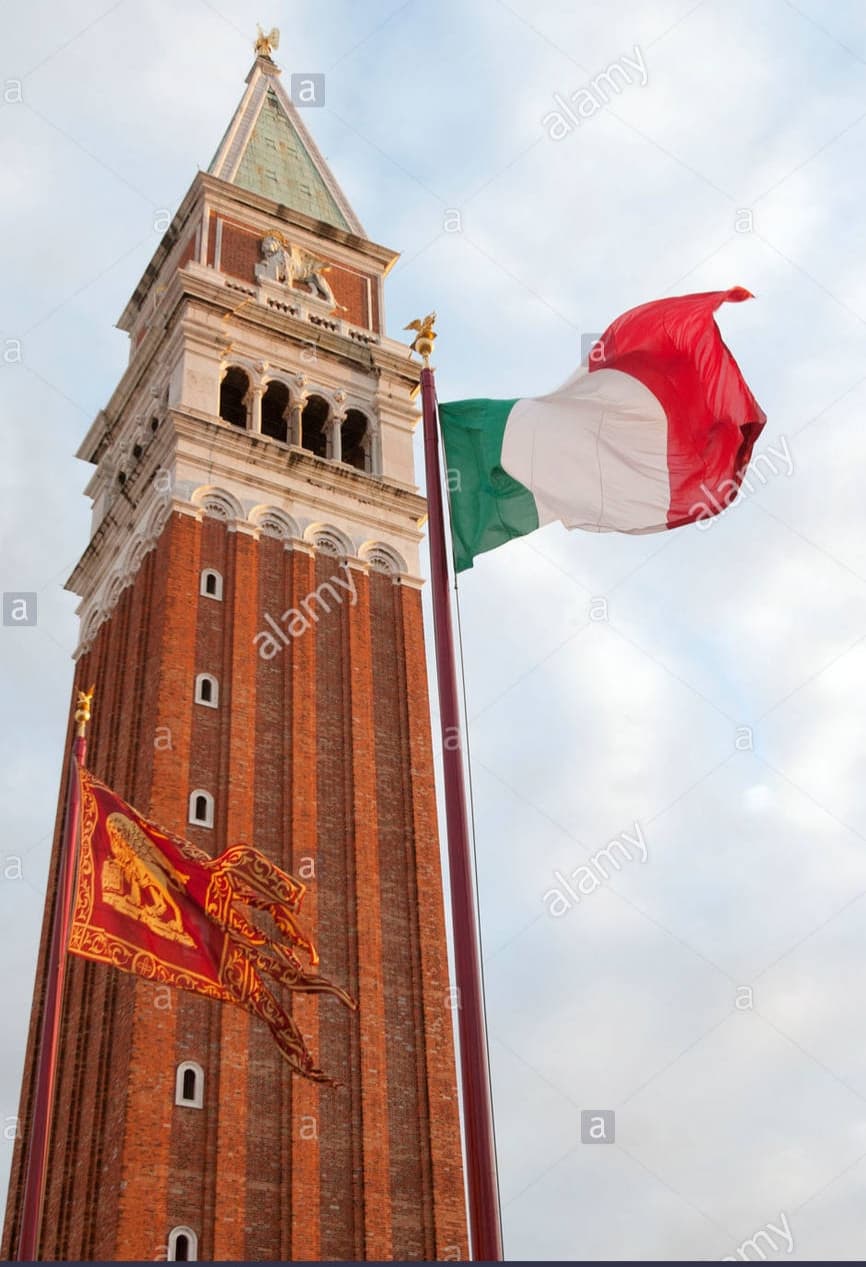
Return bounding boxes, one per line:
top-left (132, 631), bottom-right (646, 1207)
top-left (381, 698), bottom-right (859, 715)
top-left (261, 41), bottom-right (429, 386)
top-left (3, 0), bottom-right (866, 1259)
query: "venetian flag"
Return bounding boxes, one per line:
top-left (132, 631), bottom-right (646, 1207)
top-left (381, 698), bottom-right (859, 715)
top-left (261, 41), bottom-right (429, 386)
top-left (69, 763), bottom-right (355, 1082)
top-left (439, 287), bottom-right (766, 571)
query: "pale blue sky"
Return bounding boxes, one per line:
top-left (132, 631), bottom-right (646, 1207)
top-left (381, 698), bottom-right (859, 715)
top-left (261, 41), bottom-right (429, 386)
top-left (3, 0), bottom-right (866, 1259)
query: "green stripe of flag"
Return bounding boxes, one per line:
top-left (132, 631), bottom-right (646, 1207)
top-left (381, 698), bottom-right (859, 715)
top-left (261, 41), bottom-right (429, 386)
top-left (438, 398), bottom-right (539, 572)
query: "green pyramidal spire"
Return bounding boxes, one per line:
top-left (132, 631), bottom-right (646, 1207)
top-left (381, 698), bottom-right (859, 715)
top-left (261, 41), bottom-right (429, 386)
top-left (209, 55), bottom-right (363, 236)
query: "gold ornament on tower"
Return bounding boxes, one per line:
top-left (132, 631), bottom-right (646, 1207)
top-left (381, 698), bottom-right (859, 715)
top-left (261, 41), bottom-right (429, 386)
top-left (255, 25), bottom-right (280, 59)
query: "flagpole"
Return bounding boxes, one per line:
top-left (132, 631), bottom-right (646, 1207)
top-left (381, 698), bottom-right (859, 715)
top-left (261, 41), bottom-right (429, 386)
top-left (412, 317), bottom-right (503, 1262)
top-left (17, 687), bottom-right (94, 1263)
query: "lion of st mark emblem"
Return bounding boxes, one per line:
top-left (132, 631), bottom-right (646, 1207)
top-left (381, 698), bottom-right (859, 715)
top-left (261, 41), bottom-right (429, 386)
top-left (100, 812), bottom-right (195, 947)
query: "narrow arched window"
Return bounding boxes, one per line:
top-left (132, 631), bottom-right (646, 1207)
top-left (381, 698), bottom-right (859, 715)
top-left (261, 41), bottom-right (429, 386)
top-left (188, 790), bottom-right (214, 828)
top-left (194, 673), bottom-right (219, 708)
top-left (167, 1226), bottom-right (197, 1261)
top-left (261, 380), bottom-right (290, 443)
top-left (341, 409), bottom-right (369, 472)
top-left (200, 569), bottom-right (223, 600)
top-left (175, 1061), bottom-right (204, 1109)
top-left (219, 366), bottom-right (249, 429)
top-left (301, 394), bottom-right (329, 458)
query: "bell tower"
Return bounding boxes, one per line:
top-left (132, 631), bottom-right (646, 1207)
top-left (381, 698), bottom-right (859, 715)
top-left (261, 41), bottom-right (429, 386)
top-left (2, 45), bottom-right (467, 1262)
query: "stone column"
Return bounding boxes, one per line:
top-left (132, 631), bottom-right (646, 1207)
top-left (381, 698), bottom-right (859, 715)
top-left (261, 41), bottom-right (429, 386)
top-left (368, 418), bottom-right (381, 475)
top-left (250, 386), bottom-right (263, 435)
top-left (329, 414), bottom-right (343, 464)
top-left (289, 400), bottom-right (303, 447)
top-left (330, 392), bottom-right (346, 463)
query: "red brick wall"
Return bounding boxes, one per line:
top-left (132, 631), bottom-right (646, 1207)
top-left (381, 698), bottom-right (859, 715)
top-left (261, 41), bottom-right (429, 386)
top-left (345, 565), bottom-right (393, 1258)
top-left (371, 572), bottom-right (433, 1258)
top-left (167, 514), bottom-right (224, 1261)
top-left (246, 531), bottom-right (291, 1259)
top-left (114, 512), bottom-right (202, 1261)
top-left (287, 546), bottom-right (321, 1261)
top-left (219, 221), bottom-right (261, 287)
top-left (328, 266), bottom-right (373, 330)
top-left (211, 528), bottom-right (258, 1262)
top-left (2, 520), bottom-right (467, 1261)
top-left (370, 279), bottom-right (381, 337)
top-left (315, 549), bottom-right (364, 1259)
top-left (400, 584), bottom-right (470, 1260)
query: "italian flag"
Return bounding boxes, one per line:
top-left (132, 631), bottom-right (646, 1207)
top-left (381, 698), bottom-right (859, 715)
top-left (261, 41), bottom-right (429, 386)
top-left (439, 288), bottom-right (766, 572)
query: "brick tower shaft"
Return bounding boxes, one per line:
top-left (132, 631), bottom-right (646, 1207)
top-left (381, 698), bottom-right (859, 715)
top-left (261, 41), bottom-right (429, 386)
top-left (2, 47), bottom-right (467, 1262)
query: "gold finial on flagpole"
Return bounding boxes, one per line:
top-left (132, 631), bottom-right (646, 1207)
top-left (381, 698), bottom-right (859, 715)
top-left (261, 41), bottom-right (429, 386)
top-left (405, 312), bottom-right (437, 366)
top-left (74, 686), bottom-right (95, 738)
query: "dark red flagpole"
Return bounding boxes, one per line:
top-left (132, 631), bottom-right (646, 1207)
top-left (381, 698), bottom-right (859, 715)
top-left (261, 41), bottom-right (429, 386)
top-left (413, 316), bottom-right (503, 1262)
top-left (17, 687), bottom-right (94, 1262)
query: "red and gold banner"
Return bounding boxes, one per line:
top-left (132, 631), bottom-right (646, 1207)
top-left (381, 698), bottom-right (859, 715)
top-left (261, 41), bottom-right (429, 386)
top-left (69, 764), bottom-right (354, 1081)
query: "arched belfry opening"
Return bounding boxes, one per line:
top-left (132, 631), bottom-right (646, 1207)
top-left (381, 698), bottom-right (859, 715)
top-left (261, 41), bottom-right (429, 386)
top-left (219, 367), bottom-right (250, 429)
top-left (261, 380), bottom-right (290, 443)
top-left (341, 409), bottom-right (369, 472)
top-left (301, 394), bottom-right (329, 458)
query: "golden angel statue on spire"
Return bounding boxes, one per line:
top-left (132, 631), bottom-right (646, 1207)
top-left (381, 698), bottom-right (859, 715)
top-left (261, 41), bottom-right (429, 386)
top-left (255, 25), bottom-right (280, 59)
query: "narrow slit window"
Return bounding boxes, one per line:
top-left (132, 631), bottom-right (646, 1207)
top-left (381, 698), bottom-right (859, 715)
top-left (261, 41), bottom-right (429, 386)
top-left (188, 790), bottom-right (214, 828)
top-left (194, 674), bottom-right (219, 708)
top-left (167, 1226), bottom-right (197, 1261)
top-left (175, 1061), bottom-right (204, 1109)
top-left (200, 570), bottom-right (223, 601)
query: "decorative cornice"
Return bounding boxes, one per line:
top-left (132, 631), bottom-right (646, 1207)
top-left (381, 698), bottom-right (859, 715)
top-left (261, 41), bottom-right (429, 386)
top-left (72, 495), bottom-right (422, 659)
